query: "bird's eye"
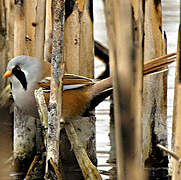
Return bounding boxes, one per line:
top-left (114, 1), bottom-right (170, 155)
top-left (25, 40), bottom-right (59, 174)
top-left (16, 65), bottom-right (21, 71)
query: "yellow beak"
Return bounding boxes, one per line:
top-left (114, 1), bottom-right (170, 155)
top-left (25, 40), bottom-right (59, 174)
top-left (3, 70), bottom-right (13, 78)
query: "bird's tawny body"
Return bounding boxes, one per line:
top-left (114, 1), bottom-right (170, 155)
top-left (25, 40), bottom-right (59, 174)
top-left (44, 86), bottom-right (92, 119)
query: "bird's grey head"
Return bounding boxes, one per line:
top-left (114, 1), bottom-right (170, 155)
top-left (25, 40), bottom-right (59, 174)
top-left (6, 55), bottom-right (43, 90)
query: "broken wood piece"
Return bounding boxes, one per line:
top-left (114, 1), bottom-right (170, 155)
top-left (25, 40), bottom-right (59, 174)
top-left (0, 84), bottom-right (13, 108)
top-left (157, 144), bottom-right (181, 162)
top-left (49, 158), bottom-right (63, 180)
top-left (65, 122), bottom-right (102, 180)
top-left (94, 40), bottom-right (109, 64)
top-left (34, 88), bottom-right (48, 129)
top-left (26, 155), bottom-right (40, 180)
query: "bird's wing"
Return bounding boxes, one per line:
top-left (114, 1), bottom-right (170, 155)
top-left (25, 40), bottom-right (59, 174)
top-left (38, 74), bottom-right (95, 91)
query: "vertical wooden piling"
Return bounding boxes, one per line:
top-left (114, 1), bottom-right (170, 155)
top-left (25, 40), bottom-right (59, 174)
top-left (62, 1), bottom-right (96, 179)
top-left (0, 0), bottom-right (8, 92)
top-left (44, 0), bottom-right (53, 61)
top-left (24, 0), bottom-right (37, 56)
top-left (14, 0), bottom-right (25, 56)
top-left (45, 0), bottom-right (65, 178)
top-left (0, 1), bottom-right (13, 178)
top-left (35, 0), bottom-right (46, 60)
top-left (104, 0), bottom-right (144, 179)
top-left (131, 0), bottom-right (144, 167)
top-left (143, 0), bottom-right (168, 178)
top-left (64, 0), bottom-right (94, 77)
top-left (13, 0), bottom-right (36, 174)
top-left (171, 26), bottom-right (181, 180)
top-left (5, 0), bottom-right (14, 60)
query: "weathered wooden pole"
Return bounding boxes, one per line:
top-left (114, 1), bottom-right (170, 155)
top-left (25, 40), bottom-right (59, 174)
top-left (24, 0), bottom-right (37, 56)
top-left (131, 0), bottom-right (144, 167)
top-left (0, 1), bottom-right (14, 178)
top-left (13, 0), bottom-right (37, 175)
top-left (62, 0), bottom-right (96, 179)
top-left (44, 0), bottom-right (52, 61)
top-left (35, 0), bottom-right (46, 60)
top-left (104, 0), bottom-right (144, 179)
top-left (5, 0), bottom-right (14, 61)
top-left (45, 0), bottom-right (65, 179)
top-left (64, 0), bottom-right (94, 77)
top-left (0, 0), bottom-right (8, 92)
top-left (143, 0), bottom-right (168, 178)
top-left (171, 26), bottom-right (181, 180)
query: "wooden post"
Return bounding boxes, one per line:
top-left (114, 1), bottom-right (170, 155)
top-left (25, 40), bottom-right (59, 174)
top-left (14, 0), bottom-right (25, 56)
top-left (35, 0), bottom-right (46, 60)
top-left (44, 0), bottom-right (53, 61)
top-left (0, 1), bottom-right (14, 178)
top-left (131, 0), bottom-right (144, 168)
top-left (5, 0), bottom-right (14, 60)
top-left (104, 0), bottom-right (145, 179)
top-left (64, 0), bottom-right (94, 77)
top-left (24, 0), bottom-right (37, 56)
top-left (45, 0), bottom-right (65, 179)
top-left (143, 0), bottom-right (168, 178)
top-left (62, 0), bottom-right (96, 179)
top-left (13, 0), bottom-right (37, 175)
top-left (171, 25), bottom-right (181, 180)
top-left (0, 1), bottom-right (8, 91)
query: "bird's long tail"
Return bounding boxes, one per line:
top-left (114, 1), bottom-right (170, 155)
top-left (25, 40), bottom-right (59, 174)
top-left (91, 77), bottom-right (112, 97)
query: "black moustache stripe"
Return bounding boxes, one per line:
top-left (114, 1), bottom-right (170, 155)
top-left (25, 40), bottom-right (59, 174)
top-left (12, 67), bottom-right (27, 90)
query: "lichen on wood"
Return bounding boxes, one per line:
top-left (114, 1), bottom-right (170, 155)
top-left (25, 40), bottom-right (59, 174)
top-left (46, 0), bottom-right (65, 178)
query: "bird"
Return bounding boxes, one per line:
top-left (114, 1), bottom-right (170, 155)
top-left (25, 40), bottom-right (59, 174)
top-left (3, 55), bottom-right (112, 120)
